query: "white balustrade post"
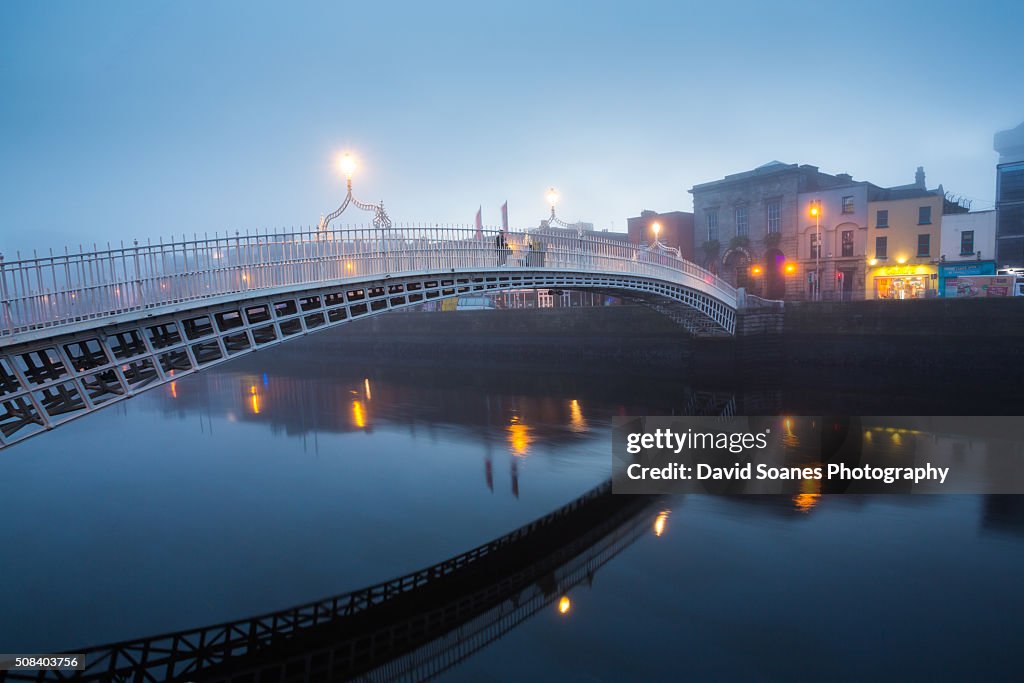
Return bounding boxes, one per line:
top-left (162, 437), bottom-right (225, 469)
top-left (0, 254), bottom-right (10, 334)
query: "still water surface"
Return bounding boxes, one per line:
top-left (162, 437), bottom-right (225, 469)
top-left (1, 331), bottom-right (1022, 680)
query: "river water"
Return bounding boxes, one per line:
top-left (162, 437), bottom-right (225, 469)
top-left (1, 327), bottom-right (1022, 681)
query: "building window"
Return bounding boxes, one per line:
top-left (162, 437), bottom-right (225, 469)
top-left (767, 201), bottom-right (781, 234)
top-left (875, 236), bottom-right (888, 259)
top-left (996, 161), bottom-right (1024, 204)
top-left (735, 206), bottom-right (748, 237)
top-left (876, 209), bottom-right (889, 228)
top-left (917, 234), bottom-right (930, 257)
top-left (960, 230), bottom-right (975, 256)
top-left (998, 204), bottom-right (1024, 237)
top-left (809, 233), bottom-right (820, 259)
top-left (842, 196), bottom-right (854, 214)
top-left (842, 230), bottom-right (854, 257)
top-left (918, 205), bottom-right (932, 225)
top-left (706, 210), bottom-right (719, 242)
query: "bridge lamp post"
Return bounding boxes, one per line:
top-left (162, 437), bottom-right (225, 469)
top-left (319, 151), bottom-right (392, 232)
top-left (546, 187), bottom-right (560, 215)
top-left (339, 152), bottom-right (357, 190)
top-left (651, 222), bottom-right (661, 246)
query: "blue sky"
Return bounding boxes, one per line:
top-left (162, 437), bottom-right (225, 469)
top-left (1, 0), bottom-right (1022, 255)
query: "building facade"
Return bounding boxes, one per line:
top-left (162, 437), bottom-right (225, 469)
top-left (994, 121), bottom-right (1024, 268)
top-left (938, 210), bottom-right (997, 296)
top-left (626, 210), bottom-right (695, 260)
top-left (796, 184), bottom-right (870, 300)
top-left (689, 161), bottom-right (868, 300)
top-left (865, 188), bottom-right (944, 300)
top-left (939, 210), bottom-right (996, 262)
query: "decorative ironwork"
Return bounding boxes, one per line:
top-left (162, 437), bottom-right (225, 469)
top-left (317, 176), bottom-right (392, 231)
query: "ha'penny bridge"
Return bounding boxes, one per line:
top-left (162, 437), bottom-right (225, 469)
top-left (0, 165), bottom-right (771, 450)
top-left (0, 481), bottom-right (665, 682)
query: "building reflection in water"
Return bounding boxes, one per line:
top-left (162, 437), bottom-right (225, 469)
top-left (158, 364), bottom-right (1024, 520)
top-left (157, 353), bottom-right (691, 502)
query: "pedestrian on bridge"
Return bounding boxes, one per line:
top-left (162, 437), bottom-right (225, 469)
top-left (495, 234), bottom-right (509, 266)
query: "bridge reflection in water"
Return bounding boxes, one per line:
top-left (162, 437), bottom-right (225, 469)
top-left (3, 483), bottom-right (661, 682)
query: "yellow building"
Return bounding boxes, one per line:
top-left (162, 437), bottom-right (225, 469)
top-left (866, 186), bottom-right (944, 299)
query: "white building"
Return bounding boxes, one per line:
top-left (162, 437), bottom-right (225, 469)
top-left (940, 210), bottom-right (996, 262)
top-left (796, 180), bottom-right (870, 300)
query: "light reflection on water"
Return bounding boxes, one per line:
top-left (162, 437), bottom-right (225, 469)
top-left (0, 331), bottom-right (1021, 680)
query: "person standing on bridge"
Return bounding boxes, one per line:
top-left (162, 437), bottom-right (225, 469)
top-left (495, 233), bottom-right (509, 266)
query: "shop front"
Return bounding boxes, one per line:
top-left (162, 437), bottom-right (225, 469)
top-left (938, 260), bottom-right (997, 297)
top-left (867, 264), bottom-right (938, 300)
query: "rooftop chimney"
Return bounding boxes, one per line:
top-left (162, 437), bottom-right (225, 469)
top-left (915, 166), bottom-right (926, 189)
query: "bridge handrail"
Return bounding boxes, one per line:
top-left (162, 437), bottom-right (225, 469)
top-left (0, 226), bottom-right (736, 338)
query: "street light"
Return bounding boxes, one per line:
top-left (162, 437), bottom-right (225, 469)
top-left (546, 187), bottom-right (560, 210)
top-left (338, 152), bottom-right (357, 183)
top-left (318, 150), bottom-right (392, 231)
top-left (810, 201), bottom-right (821, 301)
top-left (540, 187), bottom-right (590, 238)
top-left (651, 221), bottom-right (661, 245)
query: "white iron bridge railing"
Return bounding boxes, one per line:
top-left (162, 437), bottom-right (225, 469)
top-left (0, 226), bottom-right (737, 339)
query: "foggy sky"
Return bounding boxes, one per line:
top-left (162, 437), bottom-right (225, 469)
top-left (2, 0), bottom-right (1022, 256)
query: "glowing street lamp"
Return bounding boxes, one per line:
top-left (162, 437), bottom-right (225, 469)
top-left (546, 187), bottom-right (560, 210)
top-left (338, 152), bottom-right (357, 183)
top-left (540, 187), bottom-right (587, 237)
top-left (319, 150), bottom-right (392, 231)
top-left (651, 221), bottom-right (661, 245)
